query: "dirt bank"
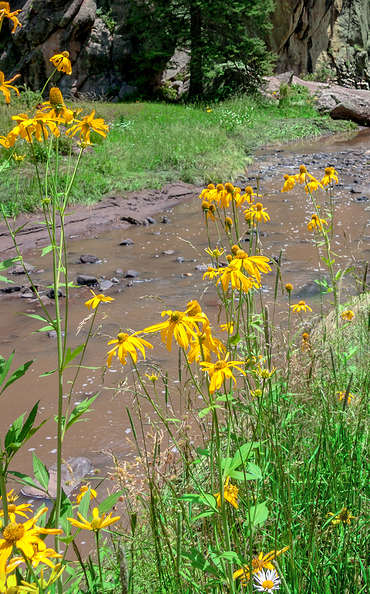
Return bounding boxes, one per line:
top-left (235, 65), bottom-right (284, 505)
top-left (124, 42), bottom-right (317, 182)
top-left (0, 182), bottom-right (200, 255)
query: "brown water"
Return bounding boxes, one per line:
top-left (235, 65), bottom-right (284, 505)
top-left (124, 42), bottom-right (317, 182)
top-left (0, 129), bottom-right (369, 480)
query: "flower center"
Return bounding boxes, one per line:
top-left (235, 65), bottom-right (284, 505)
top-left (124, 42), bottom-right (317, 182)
top-left (214, 361), bottom-right (226, 371)
top-left (62, 51), bottom-right (69, 57)
top-left (299, 165), bottom-right (307, 173)
top-left (91, 518), bottom-right (101, 531)
top-left (49, 87), bottom-right (64, 107)
top-left (3, 523), bottom-right (24, 543)
top-left (255, 203), bottom-right (263, 211)
top-left (252, 558), bottom-right (264, 570)
top-left (261, 579), bottom-right (274, 589)
top-left (298, 301), bottom-right (305, 306)
top-left (170, 312), bottom-right (182, 323)
top-left (117, 332), bottom-right (128, 343)
top-left (7, 504), bottom-right (16, 513)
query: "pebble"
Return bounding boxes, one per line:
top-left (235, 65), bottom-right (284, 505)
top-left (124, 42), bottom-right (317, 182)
top-left (99, 279), bottom-right (113, 291)
top-left (146, 216), bottom-right (156, 224)
top-left (46, 288), bottom-right (63, 299)
top-left (11, 263), bottom-right (35, 275)
top-left (125, 270), bottom-right (139, 278)
top-left (79, 254), bottom-right (100, 264)
top-left (162, 250), bottom-right (175, 255)
top-left (119, 239), bottom-right (134, 246)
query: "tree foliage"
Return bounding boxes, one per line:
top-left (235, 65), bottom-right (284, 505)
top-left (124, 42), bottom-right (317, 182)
top-left (128, 0), bottom-right (275, 99)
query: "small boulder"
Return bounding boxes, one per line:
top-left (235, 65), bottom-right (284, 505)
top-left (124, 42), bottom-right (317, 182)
top-left (76, 275), bottom-right (98, 286)
top-left (99, 279), bottom-right (113, 291)
top-left (119, 239), bottom-right (134, 246)
top-left (11, 262), bottom-right (35, 275)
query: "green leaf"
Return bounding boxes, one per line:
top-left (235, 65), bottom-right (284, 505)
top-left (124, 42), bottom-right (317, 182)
top-left (78, 488), bottom-right (92, 519)
top-left (249, 501), bottom-right (269, 528)
top-left (229, 442), bottom-right (260, 472)
top-left (228, 332), bottom-right (240, 346)
top-left (98, 491), bottom-right (124, 515)
top-left (8, 471), bottom-right (41, 491)
top-left (0, 274), bottom-right (13, 283)
top-left (198, 404), bottom-right (223, 418)
top-left (0, 359), bottom-right (33, 395)
top-left (0, 352), bottom-right (15, 390)
top-left (39, 369), bottom-right (57, 377)
top-left (0, 257), bottom-right (20, 271)
top-left (32, 453), bottom-right (50, 491)
top-left (41, 244), bottom-right (53, 256)
top-left (62, 344), bottom-right (85, 370)
top-left (65, 393), bottom-right (99, 432)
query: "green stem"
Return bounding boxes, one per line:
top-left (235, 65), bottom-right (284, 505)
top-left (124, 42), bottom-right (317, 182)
top-left (96, 530), bottom-right (104, 592)
top-left (0, 457), bottom-right (8, 526)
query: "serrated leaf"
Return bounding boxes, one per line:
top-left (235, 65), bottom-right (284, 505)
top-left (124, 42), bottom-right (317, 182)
top-left (0, 359), bottom-right (33, 395)
top-left (0, 257), bottom-right (20, 271)
top-left (32, 453), bottom-right (50, 491)
top-left (62, 344), bottom-right (84, 370)
top-left (65, 393), bottom-right (98, 432)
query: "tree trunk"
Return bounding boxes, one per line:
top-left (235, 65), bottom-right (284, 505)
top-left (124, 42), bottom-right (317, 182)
top-left (189, 1), bottom-right (203, 99)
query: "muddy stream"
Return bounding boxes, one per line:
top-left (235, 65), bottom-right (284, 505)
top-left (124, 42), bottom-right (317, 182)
top-left (0, 128), bottom-right (369, 492)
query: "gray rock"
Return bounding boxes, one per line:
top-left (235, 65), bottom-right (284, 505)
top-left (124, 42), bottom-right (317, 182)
top-left (146, 216), bottom-right (156, 224)
top-left (195, 264), bottom-right (209, 272)
top-left (76, 274), bottom-right (98, 286)
top-left (21, 456), bottom-right (93, 499)
top-left (119, 82), bottom-right (137, 99)
top-left (47, 330), bottom-right (65, 339)
top-left (46, 288), bottom-right (64, 299)
top-left (125, 270), bottom-right (139, 278)
top-left (111, 277), bottom-right (120, 284)
top-left (296, 280), bottom-right (327, 298)
top-left (162, 250), bottom-right (175, 255)
top-left (11, 263), bottom-right (35, 275)
top-left (80, 254), bottom-right (100, 264)
top-left (99, 279), bottom-right (113, 291)
top-left (119, 239), bottom-right (134, 246)
top-left (0, 285), bottom-right (21, 294)
top-left (161, 216), bottom-right (170, 224)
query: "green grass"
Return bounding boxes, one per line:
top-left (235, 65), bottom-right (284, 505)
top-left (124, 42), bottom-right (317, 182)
top-left (0, 90), bottom-right (355, 216)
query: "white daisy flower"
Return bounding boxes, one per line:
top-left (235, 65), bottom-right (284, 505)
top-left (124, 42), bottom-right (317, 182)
top-left (253, 568), bottom-right (281, 591)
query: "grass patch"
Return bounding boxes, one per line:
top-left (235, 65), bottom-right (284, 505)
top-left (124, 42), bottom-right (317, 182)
top-left (0, 91), bottom-right (355, 216)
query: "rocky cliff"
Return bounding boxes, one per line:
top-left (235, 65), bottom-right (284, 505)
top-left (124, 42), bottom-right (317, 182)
top-left (270, 0), bottom-right (369, 88)
top-left (0, 0), bottom-right (369, 99)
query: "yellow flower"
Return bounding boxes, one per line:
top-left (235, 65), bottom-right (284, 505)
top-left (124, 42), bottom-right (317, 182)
top-left (337, 391), bottom-right (355, 404)
top-left (244, 186), bottom-right (262, 203)
top-left (244, 202), bottom-right (270, 225)
top-left (219, 322), bottom-right (234, 333)
top-left (199, 354), bottom-right (246, 393)
top-left (40, 87), bottom-right (74, 124)
top-left (0, 70), bottom-right (20, 104)
top-left (217, 261), bottom-right (258, 294)
top-left (187, 324), bottom-right (225, 363)
top-left (301, 332), bottom-right (310, 352)
top-left (233, 547), bottom-right (288, 585)
top-left (10, 111), bottom-right (60, 143)
top-left (296, 164), bottom-right (309, 184)
top-left (145, 372), bottom-right (159, 382)
top-left (307, 214), bottom-right (328, 231)
top-left (68, 506), bottom-right (120, 532)
top-left (250, 388), bottom-right (262, 398)
top-left (305, 179), bottom-right (323, 193)
top-left (201, 200), bottom-right (216, 221)
top-left (0, 490), bottom-right (32, 522)
top-left (0, 507), bottom-right (62, 574)
top-left (206, 108), bottom-right (212, 113)
top-left (321, 166), bottom-right (339, 186)
top-left (232, 250), bottom-right (271, 283)
top-left (142, 308), bottom-right (205, 351)
top-left (0, 2), bottom-right (22, 33)
top-left (50, 51), bottom-right (72, 75)
top-left (281, 174), bottom-right (296, 192)
top-left (75, 484), bottom-right (97, 504)
top-left (29, 547), bottom-right (62, 569)
top-left (224, 216), bottom-right (233, 230)
top-left (255, 365), bottom-right (276, 380)
top-left (84, 290), bottom-right (114, 310)
top-left (341, 309), bottom-right (354, 321)
top-left (327, 507), bottom-right (356, 525)
top-left (205, 247), bottom-right (224, 259)
top-left (0, 134), bottom-right (15, 149)
top-left (203, 266), bottom-right (221, 281)
top-left (290, 300), bottom-right (312, 313)
top-left (214, 476), bottom-right (238, 509)
top-left (285, 283), bottom-right (293, 292)
top-left (12, 152), bottom-right (25, 162)
top-left (106, 332), bottom-right (153, 367)
top-left (66, 109), bottom-right (108, 145)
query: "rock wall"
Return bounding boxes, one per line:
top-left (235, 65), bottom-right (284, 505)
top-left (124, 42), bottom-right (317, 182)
top-left (270, 0), bottom-right (369, 88)
top-left (0, 0), bottom-right (133, 98)
top-left (0, 0), bottom-right (368, 98)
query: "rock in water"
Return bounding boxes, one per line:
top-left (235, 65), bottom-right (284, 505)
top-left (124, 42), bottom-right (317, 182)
top-left (21, 457), bottom-right (93, 499)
